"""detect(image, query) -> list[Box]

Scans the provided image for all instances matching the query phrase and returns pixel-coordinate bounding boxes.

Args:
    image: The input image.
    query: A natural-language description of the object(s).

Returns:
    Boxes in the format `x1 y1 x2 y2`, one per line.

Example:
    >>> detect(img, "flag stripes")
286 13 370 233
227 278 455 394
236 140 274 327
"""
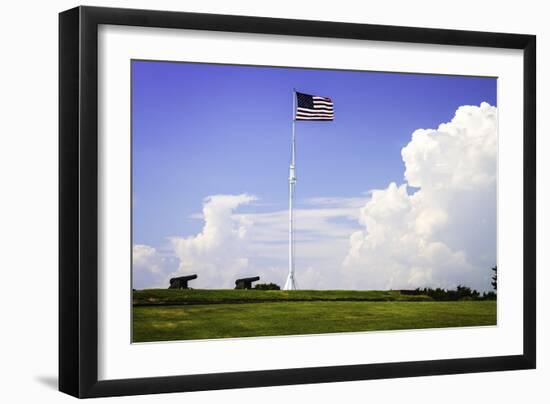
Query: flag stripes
295 91 334 121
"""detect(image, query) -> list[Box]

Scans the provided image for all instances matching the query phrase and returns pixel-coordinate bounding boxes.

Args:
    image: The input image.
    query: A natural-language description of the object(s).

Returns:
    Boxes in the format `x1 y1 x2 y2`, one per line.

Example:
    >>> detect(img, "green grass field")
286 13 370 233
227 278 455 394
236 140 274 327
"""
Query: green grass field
132 289 496 342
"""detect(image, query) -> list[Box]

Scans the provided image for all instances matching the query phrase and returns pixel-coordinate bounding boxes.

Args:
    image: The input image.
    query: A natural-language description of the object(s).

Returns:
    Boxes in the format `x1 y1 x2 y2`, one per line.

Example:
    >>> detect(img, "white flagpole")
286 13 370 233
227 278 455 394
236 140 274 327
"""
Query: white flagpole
284 90 297 290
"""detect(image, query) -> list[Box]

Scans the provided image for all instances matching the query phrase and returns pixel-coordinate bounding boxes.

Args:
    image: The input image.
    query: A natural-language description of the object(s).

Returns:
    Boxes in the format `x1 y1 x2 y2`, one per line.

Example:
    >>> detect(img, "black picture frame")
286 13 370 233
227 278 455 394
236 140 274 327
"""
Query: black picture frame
59 5 536 398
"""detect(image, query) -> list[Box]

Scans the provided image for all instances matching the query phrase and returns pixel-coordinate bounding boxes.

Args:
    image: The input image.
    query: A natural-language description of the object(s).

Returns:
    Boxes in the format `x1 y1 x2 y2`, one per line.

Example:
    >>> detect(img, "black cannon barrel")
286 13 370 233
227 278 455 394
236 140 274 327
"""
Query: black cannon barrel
235 276 260 283
170 274 198 282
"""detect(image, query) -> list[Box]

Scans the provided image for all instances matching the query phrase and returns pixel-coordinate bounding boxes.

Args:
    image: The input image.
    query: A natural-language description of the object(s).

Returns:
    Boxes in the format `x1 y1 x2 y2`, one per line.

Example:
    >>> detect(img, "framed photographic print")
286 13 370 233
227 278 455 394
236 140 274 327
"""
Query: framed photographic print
59 6 536 398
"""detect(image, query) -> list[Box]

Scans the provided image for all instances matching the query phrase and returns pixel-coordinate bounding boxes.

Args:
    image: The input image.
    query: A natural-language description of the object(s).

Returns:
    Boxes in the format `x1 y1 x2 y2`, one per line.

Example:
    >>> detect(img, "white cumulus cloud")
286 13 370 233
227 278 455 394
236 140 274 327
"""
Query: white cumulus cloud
170 194 257 288
132 244 176 289
156 194 364 290
343 102 497 291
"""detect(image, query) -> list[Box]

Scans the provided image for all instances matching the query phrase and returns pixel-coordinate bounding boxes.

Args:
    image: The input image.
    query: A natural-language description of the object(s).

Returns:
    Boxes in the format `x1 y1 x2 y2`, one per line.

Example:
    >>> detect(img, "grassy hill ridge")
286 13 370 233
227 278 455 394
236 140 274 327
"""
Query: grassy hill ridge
133 288 433 306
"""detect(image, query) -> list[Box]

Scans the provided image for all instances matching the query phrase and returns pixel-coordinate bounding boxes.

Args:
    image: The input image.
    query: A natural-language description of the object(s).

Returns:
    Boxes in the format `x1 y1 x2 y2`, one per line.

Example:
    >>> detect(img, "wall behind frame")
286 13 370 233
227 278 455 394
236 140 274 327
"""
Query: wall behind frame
0 0 545 403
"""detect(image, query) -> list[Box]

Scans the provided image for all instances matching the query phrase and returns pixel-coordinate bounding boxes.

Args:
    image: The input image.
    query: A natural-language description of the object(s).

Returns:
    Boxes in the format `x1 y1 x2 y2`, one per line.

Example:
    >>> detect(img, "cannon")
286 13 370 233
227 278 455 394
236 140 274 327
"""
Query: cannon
168 274 198 289
234 276 260 290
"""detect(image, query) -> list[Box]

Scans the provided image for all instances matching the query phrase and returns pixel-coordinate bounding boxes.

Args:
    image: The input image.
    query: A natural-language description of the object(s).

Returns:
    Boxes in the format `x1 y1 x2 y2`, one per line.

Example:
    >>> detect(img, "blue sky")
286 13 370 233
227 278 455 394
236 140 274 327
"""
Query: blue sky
132 60 497 290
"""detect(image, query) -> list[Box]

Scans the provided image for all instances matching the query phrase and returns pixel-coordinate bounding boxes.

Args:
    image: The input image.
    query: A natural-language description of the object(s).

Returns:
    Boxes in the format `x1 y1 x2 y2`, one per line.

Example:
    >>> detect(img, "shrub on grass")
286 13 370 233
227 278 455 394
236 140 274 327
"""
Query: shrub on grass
254 283 281 290
403 285 488 301
482 291 497 300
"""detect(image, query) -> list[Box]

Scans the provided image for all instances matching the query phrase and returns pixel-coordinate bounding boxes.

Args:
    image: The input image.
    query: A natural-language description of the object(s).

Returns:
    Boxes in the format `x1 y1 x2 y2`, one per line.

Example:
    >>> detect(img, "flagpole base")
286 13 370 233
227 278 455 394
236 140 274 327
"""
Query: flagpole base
283 274 297 291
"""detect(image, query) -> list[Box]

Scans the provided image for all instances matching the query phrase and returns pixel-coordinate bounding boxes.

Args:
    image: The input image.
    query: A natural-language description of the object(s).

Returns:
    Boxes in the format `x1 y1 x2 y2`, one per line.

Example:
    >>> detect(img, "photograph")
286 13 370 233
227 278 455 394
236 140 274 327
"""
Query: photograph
131 59 498 343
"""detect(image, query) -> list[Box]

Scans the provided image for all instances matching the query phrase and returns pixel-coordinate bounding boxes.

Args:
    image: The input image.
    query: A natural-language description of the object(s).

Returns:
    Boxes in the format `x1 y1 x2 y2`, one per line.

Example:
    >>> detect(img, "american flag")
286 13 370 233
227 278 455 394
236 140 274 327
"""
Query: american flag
295 91 334 121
